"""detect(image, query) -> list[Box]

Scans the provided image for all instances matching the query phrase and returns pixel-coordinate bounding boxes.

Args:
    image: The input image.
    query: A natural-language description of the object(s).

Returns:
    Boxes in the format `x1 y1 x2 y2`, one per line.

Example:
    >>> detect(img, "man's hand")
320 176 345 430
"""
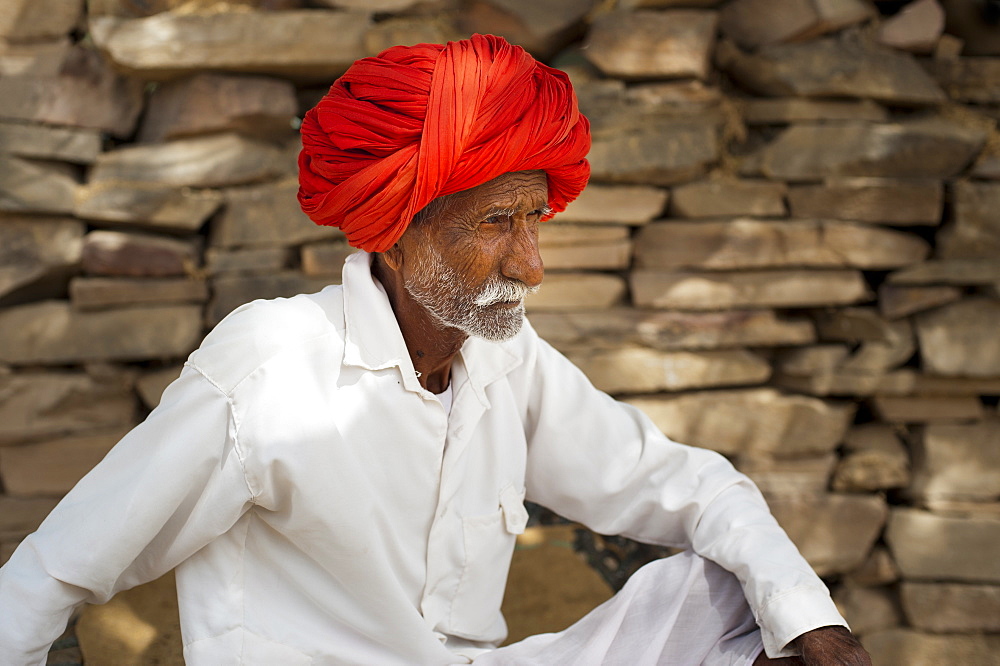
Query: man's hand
794 626 872 666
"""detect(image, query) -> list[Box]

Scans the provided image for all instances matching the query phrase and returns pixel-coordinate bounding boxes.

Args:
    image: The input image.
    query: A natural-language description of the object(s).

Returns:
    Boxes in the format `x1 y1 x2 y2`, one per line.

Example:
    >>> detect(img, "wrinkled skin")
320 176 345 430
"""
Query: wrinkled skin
754 626 872 666
372 170 548 393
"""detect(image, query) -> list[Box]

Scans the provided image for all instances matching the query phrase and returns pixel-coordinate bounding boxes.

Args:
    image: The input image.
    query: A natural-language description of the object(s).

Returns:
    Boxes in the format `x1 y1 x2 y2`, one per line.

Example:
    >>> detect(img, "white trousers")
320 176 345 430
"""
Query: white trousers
476 551 765 666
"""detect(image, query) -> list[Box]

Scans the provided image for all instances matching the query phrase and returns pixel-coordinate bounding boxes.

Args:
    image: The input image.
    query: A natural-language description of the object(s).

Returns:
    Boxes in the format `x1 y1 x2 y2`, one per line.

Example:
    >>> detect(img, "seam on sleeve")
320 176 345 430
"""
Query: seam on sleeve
184 361 259 503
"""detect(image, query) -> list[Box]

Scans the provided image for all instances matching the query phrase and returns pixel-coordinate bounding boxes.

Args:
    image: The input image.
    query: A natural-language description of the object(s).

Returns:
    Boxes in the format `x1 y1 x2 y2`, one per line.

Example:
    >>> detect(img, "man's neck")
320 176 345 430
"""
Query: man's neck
370 255 466 394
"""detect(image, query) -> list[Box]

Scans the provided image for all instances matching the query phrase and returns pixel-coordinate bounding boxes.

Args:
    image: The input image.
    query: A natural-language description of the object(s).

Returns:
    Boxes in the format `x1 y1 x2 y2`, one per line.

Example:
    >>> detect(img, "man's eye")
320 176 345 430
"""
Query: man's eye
482 215 506 225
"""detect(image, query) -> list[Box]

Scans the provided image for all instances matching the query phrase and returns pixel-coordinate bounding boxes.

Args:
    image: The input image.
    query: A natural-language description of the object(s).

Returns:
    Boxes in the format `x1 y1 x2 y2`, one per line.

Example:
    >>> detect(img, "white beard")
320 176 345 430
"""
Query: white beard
403 247 538 342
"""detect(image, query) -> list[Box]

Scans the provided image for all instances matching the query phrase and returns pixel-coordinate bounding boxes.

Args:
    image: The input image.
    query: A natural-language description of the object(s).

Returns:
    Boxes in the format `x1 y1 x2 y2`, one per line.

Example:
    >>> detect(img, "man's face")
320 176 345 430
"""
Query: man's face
395 170 549 342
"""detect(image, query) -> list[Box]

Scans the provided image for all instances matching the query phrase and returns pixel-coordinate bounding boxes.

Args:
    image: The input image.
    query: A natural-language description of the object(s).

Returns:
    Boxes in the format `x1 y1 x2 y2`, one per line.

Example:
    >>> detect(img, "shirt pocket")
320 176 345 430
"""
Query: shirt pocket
448 484 529 641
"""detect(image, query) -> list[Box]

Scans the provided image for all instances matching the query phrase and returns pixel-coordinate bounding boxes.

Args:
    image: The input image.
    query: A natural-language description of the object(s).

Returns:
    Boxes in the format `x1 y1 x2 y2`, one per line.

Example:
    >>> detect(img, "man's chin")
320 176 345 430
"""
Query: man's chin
465 307 525 342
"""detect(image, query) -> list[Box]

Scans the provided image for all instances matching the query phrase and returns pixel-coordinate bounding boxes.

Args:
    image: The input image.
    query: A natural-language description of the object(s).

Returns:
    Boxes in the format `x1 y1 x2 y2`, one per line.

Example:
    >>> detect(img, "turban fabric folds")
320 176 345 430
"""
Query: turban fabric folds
298 34 591 252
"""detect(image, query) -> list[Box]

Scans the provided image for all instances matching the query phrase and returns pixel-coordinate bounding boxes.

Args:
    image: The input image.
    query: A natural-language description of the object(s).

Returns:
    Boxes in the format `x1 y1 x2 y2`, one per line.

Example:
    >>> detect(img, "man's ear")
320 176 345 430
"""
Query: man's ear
381 243 404 272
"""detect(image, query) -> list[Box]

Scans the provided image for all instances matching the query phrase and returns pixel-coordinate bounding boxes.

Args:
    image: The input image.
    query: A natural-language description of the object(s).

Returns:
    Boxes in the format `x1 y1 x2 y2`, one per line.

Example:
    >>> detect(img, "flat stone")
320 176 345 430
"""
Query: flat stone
742 98 889 125
205 247 292 275
317 0 423 9
918 500 1000 518
924 57 1000 104
0 302 204 365
564 346 770 394
0 46 143 137
880 0 944 53
301 241 356 277
588 120 719 186
0 427 128 496
814 308 915 368
0 0 81 39
88 133 290 188
89 10 370 80
525 273 627 311
625 388 854 457
0 121 101 164
766 493 887 576
910 420 1000 503
0 216 83 303
939 181 1000 260
972 150 1000 180
878 285 963 319
70 277 208 310
786 178 943 225
865 630 1000 666
0 156 78 215
139 73 298 143
135 365 182 410
529 308 813 351
745 120 985 182
584 80 726 128
363 16 456 57
0 496 59 541
459 0 596 58
719 0 873 49
886 508 1000 582
0 371 136 445
774 371 886 397
900 582 1000 633
668 178 786 218
631 269 870 310
210 178 344 248
208 271 335 326
916 298 1000 377
81 230 200 278
584 10 718 80
634 220 928 270
0 37 69 77
888 260 1000 286
832 424 910 492
619 0 723 5
717 37 945 106
833 585 903 637
539 225 631 270
872 395 984 423
775 345 850 375
638 309 815 350
737 454 836 496
74 183 223 232
877 370 1000 396
844 545 900 587
557 184 667 225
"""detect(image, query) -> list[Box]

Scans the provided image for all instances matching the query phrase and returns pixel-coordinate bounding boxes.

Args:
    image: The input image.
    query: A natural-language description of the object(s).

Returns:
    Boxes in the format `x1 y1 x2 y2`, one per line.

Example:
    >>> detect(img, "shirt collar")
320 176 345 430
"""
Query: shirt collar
341 251 523 401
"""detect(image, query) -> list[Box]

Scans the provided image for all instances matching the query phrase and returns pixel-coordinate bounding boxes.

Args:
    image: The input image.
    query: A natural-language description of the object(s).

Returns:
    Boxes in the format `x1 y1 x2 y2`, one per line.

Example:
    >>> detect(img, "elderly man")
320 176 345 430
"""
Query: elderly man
0 35 870 665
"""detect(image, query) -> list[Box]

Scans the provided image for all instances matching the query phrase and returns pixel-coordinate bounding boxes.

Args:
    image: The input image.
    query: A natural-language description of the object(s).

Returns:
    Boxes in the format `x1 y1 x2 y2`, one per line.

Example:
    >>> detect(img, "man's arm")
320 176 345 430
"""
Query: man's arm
0 364 253 663
513 330 851 658
793 626 871 666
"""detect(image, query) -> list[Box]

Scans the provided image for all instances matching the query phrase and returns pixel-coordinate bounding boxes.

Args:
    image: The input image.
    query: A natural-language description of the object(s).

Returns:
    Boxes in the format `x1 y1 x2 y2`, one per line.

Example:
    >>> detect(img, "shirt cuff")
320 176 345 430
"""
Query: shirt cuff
756 584 849 658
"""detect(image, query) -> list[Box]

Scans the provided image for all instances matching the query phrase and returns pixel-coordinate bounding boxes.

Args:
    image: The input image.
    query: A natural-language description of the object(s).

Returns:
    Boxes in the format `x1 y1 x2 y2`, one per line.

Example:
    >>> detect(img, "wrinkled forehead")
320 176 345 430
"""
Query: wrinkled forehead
422 170 549 222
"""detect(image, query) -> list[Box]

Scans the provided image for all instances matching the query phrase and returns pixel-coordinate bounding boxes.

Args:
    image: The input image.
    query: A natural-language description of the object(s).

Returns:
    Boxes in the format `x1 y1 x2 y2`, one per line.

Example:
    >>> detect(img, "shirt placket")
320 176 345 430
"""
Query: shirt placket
419 377 489 635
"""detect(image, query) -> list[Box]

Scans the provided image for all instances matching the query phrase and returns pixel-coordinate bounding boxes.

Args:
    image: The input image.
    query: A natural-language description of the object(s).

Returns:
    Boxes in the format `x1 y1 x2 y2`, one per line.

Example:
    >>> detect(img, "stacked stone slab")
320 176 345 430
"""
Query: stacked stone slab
1 0 999 661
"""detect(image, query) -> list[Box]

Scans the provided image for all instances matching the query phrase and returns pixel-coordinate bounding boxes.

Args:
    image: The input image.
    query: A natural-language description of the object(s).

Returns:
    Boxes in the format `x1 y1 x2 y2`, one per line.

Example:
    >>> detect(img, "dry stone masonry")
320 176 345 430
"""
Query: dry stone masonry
1 0 999 662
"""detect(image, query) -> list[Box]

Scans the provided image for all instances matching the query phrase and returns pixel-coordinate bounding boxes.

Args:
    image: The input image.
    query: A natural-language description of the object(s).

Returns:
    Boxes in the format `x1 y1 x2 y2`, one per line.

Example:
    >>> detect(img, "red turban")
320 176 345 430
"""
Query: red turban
297 34 591 252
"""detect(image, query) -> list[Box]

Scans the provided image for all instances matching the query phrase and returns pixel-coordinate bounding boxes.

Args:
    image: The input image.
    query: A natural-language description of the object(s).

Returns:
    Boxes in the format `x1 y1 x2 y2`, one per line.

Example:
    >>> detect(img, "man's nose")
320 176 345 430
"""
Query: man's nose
501 223 544 289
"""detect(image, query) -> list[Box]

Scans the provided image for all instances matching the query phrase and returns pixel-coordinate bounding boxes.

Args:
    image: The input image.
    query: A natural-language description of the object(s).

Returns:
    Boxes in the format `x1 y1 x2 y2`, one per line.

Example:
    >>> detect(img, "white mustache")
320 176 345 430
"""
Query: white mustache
474 278 539 307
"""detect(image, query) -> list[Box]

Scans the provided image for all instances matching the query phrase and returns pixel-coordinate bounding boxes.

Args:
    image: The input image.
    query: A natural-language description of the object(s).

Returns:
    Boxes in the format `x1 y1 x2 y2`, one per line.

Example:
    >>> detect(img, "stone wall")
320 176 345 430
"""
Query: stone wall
2 0 1000 662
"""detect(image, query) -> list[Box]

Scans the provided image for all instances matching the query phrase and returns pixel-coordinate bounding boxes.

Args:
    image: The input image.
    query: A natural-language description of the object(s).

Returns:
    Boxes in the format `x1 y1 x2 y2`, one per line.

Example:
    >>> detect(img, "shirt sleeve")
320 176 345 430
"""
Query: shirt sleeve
519 335 847 658
0 363 254 665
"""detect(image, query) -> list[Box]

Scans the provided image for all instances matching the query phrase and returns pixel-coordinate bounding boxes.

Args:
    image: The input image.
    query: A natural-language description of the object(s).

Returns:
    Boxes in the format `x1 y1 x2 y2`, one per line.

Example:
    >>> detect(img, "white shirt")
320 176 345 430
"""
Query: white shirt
0 251 845 664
